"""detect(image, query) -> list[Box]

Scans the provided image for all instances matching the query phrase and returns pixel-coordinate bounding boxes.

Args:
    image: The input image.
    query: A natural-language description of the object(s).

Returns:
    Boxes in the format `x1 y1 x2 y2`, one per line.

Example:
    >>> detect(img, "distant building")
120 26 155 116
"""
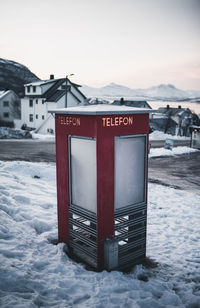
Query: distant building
112 99 152 109
84 97 109 105
19 75 86 134
151 105 200 136
150 112 168 132
0 90 20 127
190 125 200 149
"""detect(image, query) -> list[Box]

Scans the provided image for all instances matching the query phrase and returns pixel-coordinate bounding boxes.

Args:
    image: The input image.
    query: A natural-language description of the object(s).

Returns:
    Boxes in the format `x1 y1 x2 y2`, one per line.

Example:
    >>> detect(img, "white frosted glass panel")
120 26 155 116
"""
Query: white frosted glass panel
115 136 146 209
70 137 97 213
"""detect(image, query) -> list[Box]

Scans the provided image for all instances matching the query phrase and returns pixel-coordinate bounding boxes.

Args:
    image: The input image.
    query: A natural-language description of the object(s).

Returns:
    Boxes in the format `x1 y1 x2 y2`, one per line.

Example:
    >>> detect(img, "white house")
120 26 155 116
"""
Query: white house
0 90 20 126
19 75 86 134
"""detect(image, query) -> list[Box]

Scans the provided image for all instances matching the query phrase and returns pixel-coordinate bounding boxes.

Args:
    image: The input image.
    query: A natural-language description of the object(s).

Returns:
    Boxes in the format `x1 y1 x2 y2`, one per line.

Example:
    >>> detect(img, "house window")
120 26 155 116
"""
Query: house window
29 114 33 122
3 101 9 107
42 99 45 104
29 99 33 107
36 114 38 119
47 128 54 134
33 86 36 92
3 112 9 118
36 99 38 104
42 115 45 120
27 86 30 93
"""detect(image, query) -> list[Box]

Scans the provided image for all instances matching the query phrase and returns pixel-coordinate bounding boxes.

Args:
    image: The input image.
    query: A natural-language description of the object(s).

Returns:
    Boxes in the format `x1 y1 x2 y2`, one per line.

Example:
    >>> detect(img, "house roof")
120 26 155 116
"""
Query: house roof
24 77 86 101
25 78 83 90
42 79 65 100
158 106 192 116
24 78 65 87
0 90 11 100
47 89 66 102
0 91 6 99
112 100 152 109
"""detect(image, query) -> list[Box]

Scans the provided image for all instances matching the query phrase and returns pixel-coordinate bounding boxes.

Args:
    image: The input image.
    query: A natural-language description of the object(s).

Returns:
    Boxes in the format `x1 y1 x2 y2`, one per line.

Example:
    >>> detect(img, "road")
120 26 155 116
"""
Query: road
0 139 56 162
149 152 200 195
0 139 199 194
0 139 190 162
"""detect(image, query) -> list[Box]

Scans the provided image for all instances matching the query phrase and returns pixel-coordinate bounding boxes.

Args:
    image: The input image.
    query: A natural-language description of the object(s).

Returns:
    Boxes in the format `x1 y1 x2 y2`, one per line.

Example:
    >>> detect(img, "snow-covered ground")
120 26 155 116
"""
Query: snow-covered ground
0 127 55 140
31 132 55 141
0 127 31 139
149 130 190 141
149 146 199 158
0 161 200 307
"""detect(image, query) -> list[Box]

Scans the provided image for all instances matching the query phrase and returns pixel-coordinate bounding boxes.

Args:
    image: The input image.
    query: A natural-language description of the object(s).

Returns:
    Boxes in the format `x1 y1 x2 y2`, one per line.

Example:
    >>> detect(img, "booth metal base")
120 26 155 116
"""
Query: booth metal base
68 203 147 271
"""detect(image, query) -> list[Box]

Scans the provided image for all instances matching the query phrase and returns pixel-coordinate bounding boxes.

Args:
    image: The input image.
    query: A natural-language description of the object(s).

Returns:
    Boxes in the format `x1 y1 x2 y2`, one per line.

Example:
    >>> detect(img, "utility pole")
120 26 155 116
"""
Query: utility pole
65 74 74 108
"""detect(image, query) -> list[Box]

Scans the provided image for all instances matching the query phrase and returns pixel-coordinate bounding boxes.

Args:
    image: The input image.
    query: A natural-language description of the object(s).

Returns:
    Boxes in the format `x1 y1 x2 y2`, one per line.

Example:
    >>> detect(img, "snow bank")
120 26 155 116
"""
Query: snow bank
149 146 199 158
0 127 31 139
149 130 190 141
31 132 55 141
0 161 200 307
0 127 55 140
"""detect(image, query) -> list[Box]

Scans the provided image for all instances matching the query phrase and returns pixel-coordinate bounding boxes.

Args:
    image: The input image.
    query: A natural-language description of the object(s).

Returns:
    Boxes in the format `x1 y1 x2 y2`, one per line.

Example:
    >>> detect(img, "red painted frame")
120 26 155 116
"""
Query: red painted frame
55 113 149 269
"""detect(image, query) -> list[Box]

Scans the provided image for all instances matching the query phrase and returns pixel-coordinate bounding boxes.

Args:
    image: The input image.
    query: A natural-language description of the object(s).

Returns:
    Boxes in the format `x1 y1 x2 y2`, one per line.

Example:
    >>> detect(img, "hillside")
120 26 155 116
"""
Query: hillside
1 58 200 101
0 58 40 97
82 83 200 101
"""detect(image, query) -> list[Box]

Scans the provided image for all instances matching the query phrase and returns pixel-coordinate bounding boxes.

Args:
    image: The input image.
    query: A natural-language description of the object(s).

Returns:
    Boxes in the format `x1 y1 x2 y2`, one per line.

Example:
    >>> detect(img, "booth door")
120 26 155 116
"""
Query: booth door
69 136 97 213
114 135 147 210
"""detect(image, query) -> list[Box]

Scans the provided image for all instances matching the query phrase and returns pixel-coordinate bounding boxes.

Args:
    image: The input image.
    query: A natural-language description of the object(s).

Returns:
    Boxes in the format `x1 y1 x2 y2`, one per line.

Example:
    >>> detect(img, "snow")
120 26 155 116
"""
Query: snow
0 127 32 139
0 161 200 307
149 146 199 158
0 128 55 140
31 132 55 141
0 91 8 99
149 130 190 141
50 104 152 115
81 83 200 101
25 79 60 87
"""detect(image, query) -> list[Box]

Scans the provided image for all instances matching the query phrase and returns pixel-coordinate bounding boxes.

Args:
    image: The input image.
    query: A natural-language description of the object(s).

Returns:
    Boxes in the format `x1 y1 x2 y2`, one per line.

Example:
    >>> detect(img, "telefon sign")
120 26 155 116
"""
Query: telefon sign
102 116 133 127
58 116 81 126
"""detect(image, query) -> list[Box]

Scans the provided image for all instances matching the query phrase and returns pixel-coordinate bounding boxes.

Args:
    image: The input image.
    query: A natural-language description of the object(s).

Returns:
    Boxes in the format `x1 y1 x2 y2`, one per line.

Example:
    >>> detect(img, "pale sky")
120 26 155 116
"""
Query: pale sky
1 0 200 90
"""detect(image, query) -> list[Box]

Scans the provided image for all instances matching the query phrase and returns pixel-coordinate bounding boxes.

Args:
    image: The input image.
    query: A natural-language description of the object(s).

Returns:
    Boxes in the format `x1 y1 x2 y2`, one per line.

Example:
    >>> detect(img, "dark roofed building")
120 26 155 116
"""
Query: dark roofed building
150 105 200 136
0 90 20 127
112 99 152 109
19 76 86 134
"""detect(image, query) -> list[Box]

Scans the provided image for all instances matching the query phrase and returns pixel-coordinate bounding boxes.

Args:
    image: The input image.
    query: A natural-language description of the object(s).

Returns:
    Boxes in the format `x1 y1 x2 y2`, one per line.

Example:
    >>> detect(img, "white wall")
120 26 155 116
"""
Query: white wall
67 92 82 107
25 81 55 96
14 119 23 129
0 91 19 123
57 95 65 108
40 82 55 94
70 86 85 103
36 114 55 134
25 85 42 96
48 92 81 109
21 97 48 129
37 94 80 134
22 81 85 134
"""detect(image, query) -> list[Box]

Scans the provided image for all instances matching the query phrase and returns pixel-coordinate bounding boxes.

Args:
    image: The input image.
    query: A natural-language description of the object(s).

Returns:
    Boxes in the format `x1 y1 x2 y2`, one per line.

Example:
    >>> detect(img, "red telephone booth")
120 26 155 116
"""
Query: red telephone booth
51 105 151 271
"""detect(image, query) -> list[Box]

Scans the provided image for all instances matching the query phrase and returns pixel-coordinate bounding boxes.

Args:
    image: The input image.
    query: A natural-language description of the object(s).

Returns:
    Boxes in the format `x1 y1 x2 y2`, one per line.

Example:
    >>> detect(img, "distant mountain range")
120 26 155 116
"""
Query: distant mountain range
1 58 200 101
82 83 200 101
0 58 40 97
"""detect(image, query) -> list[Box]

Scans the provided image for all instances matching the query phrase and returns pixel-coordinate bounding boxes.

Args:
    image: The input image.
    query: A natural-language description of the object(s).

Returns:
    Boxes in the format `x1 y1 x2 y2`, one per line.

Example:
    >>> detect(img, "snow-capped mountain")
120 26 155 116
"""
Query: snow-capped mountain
81 83 200 101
